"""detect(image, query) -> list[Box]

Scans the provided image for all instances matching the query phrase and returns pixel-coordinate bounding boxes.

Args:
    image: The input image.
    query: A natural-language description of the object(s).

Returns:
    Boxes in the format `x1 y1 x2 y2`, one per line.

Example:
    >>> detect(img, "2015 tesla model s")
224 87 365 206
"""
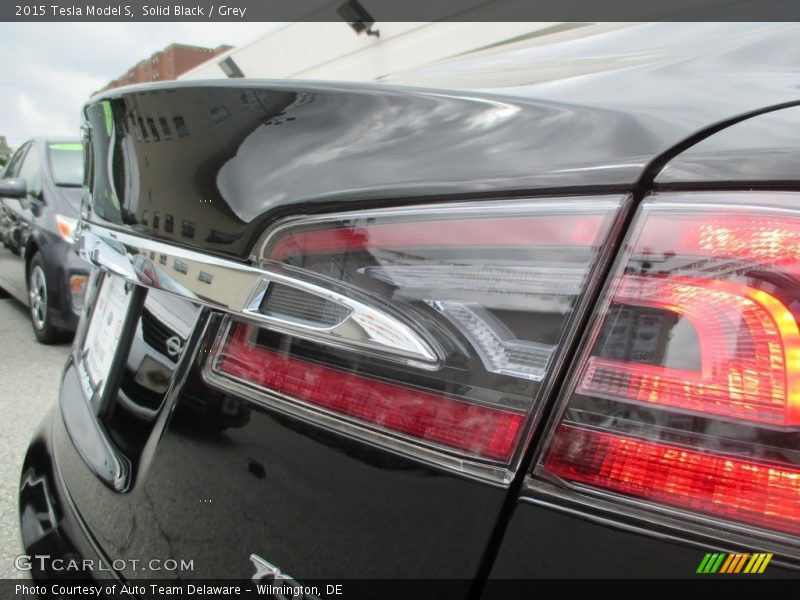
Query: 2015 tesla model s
0 138 90 342
18 22 800 590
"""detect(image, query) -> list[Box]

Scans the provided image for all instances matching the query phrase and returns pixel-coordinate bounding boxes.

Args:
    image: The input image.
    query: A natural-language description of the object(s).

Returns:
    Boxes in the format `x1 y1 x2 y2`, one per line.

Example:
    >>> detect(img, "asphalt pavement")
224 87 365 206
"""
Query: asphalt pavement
0 297 71 578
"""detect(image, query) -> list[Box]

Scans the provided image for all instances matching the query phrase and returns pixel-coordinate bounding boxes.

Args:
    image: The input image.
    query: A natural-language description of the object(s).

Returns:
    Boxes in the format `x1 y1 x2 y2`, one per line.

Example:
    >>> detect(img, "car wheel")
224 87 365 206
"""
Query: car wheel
28 253 64 344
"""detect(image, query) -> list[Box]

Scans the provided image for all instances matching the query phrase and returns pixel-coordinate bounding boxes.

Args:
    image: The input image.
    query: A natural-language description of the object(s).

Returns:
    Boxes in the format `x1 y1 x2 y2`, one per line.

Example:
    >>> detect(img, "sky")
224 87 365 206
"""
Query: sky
0 23 279 148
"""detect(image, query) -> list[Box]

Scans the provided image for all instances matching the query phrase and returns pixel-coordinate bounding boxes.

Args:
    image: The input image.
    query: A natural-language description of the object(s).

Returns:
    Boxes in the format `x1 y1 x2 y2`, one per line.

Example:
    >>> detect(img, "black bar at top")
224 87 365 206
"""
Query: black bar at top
4 0 800 22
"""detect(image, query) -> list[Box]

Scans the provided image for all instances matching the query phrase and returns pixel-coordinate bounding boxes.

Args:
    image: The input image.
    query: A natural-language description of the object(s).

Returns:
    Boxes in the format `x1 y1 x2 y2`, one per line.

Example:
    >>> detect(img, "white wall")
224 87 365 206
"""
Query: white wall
179 20 587 82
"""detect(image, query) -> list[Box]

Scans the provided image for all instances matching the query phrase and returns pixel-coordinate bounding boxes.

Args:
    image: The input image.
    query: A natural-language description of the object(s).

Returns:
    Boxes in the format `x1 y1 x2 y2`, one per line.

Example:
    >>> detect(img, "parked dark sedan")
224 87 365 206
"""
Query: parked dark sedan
17 22 800 592
0 138 90 342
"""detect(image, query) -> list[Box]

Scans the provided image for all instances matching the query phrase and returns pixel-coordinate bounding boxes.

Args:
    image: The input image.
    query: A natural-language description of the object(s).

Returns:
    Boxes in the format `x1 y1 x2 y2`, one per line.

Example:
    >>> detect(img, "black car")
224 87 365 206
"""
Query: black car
0 138 90 342
17 23 800 590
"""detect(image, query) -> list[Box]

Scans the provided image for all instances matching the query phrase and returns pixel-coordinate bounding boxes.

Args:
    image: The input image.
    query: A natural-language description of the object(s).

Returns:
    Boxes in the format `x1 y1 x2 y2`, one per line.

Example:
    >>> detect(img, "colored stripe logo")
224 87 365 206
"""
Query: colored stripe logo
696 552 772 574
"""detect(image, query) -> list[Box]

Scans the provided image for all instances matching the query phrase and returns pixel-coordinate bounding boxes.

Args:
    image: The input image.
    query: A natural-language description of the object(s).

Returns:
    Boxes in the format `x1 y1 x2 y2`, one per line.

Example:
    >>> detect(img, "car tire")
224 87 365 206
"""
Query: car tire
28 252 65 344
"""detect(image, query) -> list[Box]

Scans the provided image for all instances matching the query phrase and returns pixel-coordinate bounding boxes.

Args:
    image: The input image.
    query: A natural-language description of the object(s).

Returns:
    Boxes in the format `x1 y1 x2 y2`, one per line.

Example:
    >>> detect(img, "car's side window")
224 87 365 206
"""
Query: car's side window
17 144 42 197
4 144 30 178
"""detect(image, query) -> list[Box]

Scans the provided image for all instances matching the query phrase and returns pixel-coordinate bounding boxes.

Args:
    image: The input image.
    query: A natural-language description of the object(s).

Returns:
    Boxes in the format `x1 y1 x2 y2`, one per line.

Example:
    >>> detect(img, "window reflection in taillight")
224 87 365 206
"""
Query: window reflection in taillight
537 193 800 537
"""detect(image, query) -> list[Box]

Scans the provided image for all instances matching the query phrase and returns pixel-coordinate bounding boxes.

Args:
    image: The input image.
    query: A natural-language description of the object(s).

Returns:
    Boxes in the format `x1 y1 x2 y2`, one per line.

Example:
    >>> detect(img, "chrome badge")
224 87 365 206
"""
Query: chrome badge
165 335 184 358
250 554 320 600
249 554 291 583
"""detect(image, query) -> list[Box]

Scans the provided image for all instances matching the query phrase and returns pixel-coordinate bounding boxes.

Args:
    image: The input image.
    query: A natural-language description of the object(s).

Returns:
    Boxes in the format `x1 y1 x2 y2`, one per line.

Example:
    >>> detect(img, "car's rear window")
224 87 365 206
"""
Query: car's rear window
48 142 83 186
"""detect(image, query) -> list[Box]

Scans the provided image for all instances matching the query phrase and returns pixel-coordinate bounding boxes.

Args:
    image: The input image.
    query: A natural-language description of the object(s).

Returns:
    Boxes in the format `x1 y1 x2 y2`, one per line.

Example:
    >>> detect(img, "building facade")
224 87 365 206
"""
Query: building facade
102 43 232 91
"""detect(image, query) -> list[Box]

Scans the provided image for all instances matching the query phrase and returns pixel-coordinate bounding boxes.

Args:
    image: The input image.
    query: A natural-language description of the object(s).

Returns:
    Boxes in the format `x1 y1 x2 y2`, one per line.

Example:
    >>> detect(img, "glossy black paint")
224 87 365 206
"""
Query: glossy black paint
83 25 800 262
83 81 644 262
486 501 797 580
21 22 800 590
19 409 117 581
52 306 507 583
656 105 800 186
0 138 89 333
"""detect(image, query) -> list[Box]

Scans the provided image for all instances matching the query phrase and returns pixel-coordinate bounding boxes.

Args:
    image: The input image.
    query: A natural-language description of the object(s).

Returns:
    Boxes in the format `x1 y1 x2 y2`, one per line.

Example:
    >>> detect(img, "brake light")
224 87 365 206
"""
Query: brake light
219 322 523 460
210 197 624 470
537 193 800 537
544 425 800 535
579 275 800 425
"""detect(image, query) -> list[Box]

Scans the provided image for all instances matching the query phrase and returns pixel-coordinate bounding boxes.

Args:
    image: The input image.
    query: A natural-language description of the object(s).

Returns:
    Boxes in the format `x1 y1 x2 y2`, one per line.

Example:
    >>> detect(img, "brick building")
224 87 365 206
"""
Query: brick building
102 43 231 91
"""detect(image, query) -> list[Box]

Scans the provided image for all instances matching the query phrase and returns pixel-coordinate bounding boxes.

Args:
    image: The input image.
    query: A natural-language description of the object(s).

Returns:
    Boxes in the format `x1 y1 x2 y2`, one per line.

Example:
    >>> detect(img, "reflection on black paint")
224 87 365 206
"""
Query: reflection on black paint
101 288 202 469
181 219 196 238
146 118 160 142
211 105 230 123
159 117 172 140
247 458 266 479
173 259 188 275
173 116 189 138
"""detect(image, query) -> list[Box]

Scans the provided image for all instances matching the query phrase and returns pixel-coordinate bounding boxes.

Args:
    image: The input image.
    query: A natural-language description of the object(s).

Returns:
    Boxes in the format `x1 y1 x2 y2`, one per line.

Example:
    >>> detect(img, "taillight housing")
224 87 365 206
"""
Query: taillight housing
207 197 624 479
536 193 800 544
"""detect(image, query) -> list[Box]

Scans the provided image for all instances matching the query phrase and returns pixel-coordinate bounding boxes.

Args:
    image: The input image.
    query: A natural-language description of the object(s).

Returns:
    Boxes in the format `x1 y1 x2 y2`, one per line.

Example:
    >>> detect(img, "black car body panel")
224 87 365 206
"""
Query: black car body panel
20 22 800 588
485 502 798 580
56 342 507 580
84 81 645 261
656 105 800 186
50 284 514 582
82 24 800 261
19 409 118 581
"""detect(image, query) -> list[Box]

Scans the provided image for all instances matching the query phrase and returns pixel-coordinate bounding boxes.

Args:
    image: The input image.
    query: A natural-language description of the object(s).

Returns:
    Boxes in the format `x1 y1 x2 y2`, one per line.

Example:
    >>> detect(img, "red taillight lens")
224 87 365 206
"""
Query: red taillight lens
579 275 800 425
219 322 523 460
543 425 800 535
209 198 624 470
268 215 607 260
538 193 800 537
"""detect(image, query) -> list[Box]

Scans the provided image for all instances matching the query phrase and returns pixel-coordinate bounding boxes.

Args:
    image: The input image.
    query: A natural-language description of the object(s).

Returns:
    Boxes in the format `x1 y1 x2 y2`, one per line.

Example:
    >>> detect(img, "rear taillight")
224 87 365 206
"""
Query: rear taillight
220 322 523 461
545 424 800 534
208 197 624 474
537 193 800 538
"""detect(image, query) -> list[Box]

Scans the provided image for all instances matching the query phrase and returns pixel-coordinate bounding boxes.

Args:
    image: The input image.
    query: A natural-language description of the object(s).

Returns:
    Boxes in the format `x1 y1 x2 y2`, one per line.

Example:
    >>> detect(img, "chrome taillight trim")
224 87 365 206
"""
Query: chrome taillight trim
241 272 440 368
75 222 440 368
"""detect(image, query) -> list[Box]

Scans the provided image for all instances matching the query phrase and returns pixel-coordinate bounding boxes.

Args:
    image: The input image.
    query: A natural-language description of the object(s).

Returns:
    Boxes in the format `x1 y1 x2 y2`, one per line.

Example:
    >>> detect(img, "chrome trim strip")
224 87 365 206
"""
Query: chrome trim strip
75 222 440 368
241 274 439 367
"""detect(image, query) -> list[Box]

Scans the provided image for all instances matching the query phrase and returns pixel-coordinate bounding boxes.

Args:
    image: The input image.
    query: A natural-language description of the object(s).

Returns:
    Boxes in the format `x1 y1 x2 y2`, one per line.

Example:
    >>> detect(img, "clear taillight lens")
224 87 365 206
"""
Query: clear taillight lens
208 197 624 473
537 193 800 536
